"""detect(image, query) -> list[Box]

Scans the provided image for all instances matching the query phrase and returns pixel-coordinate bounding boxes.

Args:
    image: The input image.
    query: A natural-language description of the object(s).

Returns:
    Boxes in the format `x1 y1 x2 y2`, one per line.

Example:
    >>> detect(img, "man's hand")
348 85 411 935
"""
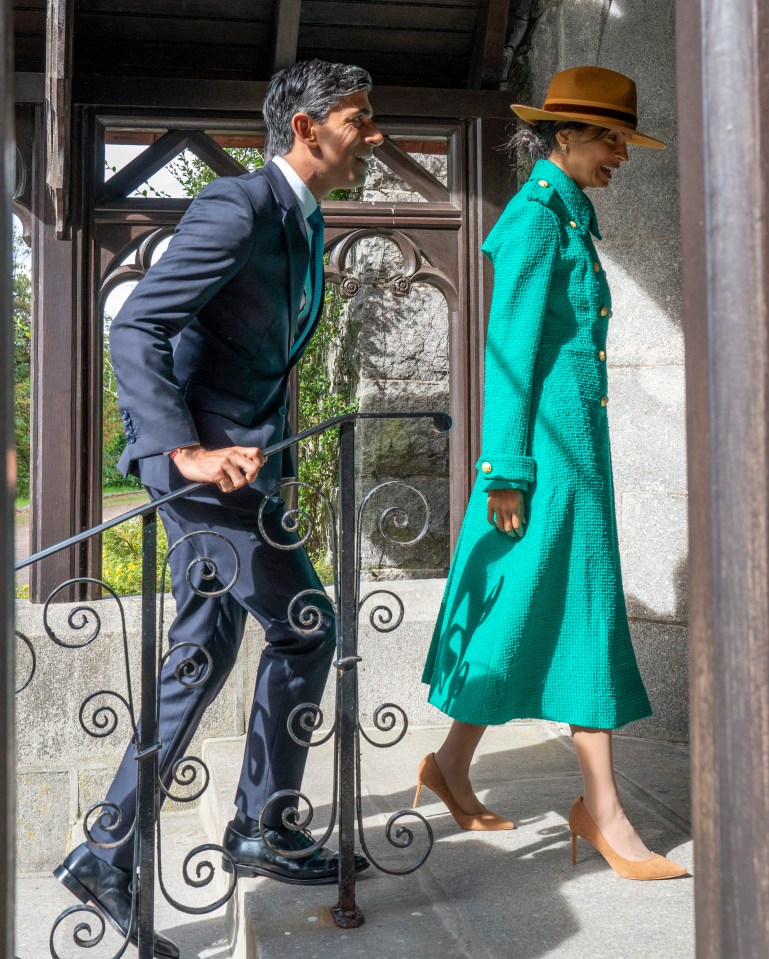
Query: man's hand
487 488 526 538
172 445 266 493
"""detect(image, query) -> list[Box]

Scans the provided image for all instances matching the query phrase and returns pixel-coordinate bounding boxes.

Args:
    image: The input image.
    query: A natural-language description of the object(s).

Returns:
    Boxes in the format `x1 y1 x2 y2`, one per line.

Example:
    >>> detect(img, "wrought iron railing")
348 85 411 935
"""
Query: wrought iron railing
14 410 451 957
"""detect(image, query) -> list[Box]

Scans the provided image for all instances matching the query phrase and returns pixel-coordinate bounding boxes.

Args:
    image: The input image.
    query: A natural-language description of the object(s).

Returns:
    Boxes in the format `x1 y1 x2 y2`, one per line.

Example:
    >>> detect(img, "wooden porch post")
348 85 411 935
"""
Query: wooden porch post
677 0 769 954
1 0 18 954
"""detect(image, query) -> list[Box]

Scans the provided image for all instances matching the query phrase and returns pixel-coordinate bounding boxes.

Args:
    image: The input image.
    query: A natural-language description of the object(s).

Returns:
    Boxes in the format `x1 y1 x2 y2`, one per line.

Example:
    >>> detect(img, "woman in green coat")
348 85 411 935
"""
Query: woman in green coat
418 67 686 880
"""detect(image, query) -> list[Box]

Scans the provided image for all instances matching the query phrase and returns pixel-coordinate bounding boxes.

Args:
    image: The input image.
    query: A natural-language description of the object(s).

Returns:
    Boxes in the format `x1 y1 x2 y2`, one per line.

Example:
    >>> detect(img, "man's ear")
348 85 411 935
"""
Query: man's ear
291 112 318 148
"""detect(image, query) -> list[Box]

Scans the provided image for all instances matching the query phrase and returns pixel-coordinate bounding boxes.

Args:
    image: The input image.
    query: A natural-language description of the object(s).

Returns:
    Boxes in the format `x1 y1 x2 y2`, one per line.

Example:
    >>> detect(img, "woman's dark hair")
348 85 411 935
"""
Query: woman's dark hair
507 120 608 163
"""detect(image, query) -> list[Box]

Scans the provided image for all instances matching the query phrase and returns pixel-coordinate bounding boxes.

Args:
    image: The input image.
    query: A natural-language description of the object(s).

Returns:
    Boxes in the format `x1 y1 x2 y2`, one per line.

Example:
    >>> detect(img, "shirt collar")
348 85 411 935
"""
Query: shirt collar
271 156 318 223
531 158 601 239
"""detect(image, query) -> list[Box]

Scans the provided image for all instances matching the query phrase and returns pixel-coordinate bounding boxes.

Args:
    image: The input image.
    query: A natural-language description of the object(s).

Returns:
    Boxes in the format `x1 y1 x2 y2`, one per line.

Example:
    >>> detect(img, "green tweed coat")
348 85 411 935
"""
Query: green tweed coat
422 158 652 729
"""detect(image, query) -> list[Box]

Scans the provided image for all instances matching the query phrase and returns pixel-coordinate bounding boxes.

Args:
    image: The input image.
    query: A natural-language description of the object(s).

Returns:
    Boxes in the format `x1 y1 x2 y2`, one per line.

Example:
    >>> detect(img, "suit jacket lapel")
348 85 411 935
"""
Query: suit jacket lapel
262 162 310 342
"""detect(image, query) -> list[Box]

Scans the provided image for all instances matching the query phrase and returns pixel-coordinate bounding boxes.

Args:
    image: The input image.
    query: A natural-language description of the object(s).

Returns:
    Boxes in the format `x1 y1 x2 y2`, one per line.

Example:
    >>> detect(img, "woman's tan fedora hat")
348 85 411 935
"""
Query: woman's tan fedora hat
511 66 665 150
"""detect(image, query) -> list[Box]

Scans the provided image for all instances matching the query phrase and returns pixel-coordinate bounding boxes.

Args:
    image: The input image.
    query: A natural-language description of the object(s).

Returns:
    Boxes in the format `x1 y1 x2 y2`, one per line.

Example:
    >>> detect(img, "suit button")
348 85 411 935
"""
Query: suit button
600 306 609 317
598 350 606 361
569 220 577 229
593 262 601 273
537 179 549 188
278 405 287 416
600 396 609 407
481 462 493 474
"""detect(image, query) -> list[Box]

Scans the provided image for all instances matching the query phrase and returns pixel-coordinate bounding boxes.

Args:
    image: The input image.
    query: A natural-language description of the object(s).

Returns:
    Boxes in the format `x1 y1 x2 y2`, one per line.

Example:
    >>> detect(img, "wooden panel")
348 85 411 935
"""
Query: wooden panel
677 0 769 955
76 13 272 47
75 41 271 78
1 1 18 956
11 36 45 72
299 26 473 56
76 0 273 19
302 0 476 30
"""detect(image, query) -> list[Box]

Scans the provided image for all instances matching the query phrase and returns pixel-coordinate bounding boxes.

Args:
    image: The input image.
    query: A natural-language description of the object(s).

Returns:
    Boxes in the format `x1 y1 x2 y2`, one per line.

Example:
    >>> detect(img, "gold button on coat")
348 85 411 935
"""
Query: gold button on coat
600 306 608 317
538 179 549 188
600 396 609 407
569 220 577 228
598 350 606 361
593 262 601 273
481 461 493 474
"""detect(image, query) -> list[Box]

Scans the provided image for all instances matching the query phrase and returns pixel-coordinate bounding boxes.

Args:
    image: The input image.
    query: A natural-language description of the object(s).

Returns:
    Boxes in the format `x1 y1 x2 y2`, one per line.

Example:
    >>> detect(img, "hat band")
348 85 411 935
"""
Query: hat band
543 101 638 127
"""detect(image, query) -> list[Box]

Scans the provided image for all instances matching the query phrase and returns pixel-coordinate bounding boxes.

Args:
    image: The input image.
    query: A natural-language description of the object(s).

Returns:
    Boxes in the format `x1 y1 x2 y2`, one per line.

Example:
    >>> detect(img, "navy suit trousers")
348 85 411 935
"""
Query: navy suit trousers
89 491 336 870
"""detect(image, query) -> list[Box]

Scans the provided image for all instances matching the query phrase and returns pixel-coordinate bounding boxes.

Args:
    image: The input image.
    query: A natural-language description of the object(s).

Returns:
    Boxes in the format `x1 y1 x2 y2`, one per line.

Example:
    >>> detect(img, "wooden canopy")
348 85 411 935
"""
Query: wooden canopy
14 0 512 89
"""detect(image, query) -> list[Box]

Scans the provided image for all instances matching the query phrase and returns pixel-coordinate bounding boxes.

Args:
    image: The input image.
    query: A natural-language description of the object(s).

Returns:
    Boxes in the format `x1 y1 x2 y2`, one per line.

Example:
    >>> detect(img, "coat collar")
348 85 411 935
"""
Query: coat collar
530 159 602 239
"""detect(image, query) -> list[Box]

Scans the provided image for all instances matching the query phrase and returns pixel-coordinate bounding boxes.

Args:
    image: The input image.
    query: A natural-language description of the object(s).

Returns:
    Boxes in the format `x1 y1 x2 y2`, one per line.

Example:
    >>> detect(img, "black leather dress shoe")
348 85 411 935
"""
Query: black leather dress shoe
54 844 179 959
222 819 370 885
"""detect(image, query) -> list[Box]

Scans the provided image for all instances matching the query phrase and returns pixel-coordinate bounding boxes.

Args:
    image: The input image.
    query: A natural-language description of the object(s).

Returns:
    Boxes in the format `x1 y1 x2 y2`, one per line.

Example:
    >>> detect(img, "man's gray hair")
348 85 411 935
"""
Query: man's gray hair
264 59 373 157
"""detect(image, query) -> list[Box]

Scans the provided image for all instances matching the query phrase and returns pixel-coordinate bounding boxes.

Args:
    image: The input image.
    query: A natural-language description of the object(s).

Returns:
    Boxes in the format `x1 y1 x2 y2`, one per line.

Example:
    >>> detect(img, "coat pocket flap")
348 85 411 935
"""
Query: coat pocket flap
184 380 256 427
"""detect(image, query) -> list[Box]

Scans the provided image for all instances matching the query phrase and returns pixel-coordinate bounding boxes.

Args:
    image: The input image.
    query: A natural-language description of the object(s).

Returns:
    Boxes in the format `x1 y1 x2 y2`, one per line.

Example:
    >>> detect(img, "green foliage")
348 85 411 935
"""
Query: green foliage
100 516 170 595
102 338 142 490
167 148 264 197
296 287 358 581
13 228 32 498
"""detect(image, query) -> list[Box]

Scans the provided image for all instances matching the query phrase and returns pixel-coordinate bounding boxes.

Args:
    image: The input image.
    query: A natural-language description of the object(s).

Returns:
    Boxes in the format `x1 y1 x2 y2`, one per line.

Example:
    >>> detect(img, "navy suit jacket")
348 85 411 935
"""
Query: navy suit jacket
109 161 324 508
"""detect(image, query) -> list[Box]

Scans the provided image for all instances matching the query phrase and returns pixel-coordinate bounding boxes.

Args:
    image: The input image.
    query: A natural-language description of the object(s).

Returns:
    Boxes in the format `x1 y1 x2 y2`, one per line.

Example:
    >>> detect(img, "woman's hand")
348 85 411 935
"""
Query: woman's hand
487 488 526 538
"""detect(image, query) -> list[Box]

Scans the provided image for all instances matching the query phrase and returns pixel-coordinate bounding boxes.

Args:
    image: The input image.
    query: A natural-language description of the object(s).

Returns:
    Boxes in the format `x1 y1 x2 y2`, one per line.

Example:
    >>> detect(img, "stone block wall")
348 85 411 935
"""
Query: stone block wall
507 0 687 740
331 154 452 578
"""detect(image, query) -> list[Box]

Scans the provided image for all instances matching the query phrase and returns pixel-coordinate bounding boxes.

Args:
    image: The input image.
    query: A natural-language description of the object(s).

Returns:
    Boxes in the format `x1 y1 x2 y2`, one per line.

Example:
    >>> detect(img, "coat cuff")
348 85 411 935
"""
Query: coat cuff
475 454 536 492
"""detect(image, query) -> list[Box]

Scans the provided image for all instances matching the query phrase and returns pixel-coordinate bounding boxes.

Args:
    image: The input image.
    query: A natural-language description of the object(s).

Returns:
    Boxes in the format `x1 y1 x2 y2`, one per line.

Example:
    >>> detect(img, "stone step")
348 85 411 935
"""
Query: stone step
16 810 229 959
195 722 694 959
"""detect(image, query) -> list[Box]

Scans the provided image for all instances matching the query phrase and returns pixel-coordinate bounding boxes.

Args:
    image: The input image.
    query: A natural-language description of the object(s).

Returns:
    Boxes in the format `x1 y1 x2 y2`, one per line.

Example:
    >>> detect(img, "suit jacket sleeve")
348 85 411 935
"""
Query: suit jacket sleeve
475 197 559 493
109 176 256 466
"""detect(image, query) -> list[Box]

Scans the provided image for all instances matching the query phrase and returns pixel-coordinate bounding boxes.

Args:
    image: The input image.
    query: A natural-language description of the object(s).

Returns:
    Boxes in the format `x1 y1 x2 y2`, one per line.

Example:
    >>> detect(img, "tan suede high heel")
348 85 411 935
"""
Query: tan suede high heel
413 753 515 831
568 797 687 880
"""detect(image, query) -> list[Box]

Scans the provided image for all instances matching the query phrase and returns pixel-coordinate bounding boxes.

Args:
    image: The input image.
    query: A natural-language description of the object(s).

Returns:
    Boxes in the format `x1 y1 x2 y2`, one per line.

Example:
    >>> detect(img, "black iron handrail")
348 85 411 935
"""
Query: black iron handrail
14 411 451 572
15 410 451 957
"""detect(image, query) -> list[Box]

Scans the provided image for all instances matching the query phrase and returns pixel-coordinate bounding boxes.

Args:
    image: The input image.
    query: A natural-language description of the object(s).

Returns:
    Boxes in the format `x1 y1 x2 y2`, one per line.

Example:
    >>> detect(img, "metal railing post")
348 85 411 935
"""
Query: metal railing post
331 420 364 927
136 511 159 958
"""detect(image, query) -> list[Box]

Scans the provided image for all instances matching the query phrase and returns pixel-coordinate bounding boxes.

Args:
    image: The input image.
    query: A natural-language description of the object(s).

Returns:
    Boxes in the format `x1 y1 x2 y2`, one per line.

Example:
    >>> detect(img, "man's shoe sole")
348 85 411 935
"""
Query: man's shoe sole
221 856 370 885
53 863 179 959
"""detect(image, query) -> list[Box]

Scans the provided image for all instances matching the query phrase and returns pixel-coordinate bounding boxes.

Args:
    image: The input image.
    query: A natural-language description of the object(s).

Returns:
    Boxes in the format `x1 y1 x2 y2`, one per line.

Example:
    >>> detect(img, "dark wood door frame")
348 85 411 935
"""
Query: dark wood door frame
2 0 18 954
677 0 769 954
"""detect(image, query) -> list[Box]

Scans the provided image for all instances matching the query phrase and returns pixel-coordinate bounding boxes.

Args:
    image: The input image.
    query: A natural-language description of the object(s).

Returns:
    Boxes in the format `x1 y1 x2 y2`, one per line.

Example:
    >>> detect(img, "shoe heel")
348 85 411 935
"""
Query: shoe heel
571 832 577 865
413 782 423 807
54 864 87 902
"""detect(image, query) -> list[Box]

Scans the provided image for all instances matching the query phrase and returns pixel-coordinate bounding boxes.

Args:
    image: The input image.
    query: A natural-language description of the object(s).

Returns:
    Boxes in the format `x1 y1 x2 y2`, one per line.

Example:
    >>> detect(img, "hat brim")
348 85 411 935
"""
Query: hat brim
511 104 666 150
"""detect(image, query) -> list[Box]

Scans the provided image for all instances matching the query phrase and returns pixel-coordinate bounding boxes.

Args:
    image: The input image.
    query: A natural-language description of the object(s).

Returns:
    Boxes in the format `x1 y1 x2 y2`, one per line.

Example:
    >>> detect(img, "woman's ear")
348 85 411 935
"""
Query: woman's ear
556 131 569 153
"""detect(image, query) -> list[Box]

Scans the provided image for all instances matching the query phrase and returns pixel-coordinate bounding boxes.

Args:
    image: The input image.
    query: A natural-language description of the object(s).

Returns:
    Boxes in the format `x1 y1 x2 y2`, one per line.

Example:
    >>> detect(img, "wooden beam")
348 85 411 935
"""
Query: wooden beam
677 0 769 955
73 77 515 118
100 128 190 200
272 0 302 72
45 0 73 238
1 1 17 955
373 136 451 203
469 0 510 90
185 130 250 177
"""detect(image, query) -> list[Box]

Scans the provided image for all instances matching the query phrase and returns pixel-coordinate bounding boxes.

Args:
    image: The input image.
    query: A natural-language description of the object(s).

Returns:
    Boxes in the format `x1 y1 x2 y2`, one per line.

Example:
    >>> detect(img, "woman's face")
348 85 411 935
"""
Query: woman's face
553 127 631 190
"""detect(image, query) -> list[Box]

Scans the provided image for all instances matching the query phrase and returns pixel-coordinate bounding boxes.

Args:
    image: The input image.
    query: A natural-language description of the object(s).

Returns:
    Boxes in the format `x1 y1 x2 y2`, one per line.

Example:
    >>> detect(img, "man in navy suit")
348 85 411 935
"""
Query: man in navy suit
54 60 383 957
